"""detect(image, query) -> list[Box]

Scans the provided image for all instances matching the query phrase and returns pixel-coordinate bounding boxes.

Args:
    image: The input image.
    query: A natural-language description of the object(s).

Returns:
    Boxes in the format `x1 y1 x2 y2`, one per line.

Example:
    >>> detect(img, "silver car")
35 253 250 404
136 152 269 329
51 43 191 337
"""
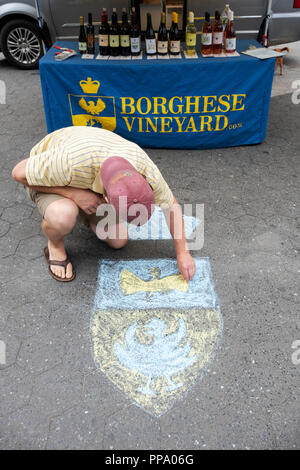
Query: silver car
0 0 299 69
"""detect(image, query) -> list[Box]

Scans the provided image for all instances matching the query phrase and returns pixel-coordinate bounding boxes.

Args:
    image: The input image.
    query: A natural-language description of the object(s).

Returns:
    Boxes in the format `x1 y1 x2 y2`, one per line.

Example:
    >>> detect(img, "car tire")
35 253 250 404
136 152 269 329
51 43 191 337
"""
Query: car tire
0 19 44 69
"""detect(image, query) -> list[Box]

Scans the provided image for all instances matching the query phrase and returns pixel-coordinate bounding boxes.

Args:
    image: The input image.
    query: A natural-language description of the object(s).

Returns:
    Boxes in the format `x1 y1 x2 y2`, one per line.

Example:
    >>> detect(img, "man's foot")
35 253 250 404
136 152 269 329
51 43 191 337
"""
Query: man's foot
47 241 74 280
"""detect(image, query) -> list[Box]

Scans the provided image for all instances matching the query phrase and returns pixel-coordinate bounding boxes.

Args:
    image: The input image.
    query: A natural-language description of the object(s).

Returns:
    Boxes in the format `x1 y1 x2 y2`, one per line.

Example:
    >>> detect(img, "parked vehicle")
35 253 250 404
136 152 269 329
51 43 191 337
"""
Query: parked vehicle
0 0 299 69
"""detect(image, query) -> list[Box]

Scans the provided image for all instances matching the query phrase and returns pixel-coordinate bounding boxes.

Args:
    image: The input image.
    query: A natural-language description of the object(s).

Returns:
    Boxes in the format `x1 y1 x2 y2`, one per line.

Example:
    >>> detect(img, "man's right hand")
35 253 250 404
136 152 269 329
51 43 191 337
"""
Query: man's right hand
70 188 105 215
12 160 104 214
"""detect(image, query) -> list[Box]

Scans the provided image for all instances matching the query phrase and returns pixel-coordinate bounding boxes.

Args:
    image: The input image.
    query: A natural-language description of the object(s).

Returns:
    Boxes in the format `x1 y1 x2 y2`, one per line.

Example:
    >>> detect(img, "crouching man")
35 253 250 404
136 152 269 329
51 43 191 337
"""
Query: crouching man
12 126 196 283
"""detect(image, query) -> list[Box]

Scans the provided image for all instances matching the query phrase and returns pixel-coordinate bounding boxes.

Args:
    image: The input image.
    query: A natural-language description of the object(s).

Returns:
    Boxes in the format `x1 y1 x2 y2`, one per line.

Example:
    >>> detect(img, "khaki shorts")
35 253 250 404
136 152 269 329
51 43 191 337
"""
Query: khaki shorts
25 187 105 227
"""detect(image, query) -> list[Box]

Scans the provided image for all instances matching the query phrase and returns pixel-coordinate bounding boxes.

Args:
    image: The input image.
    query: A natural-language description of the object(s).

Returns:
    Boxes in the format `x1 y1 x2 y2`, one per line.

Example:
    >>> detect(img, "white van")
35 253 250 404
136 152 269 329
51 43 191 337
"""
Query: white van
0 0 299 68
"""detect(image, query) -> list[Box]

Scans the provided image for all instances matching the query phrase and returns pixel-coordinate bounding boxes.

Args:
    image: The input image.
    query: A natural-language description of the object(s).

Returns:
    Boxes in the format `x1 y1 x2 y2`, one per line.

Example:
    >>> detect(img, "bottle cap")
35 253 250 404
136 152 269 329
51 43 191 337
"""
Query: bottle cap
113 8 116 12
172 11 178 23
122 8 126 12
103 8 107 12
215 10 220 20
205 12 210 22
132 7 135 13
188 11 194 22
228 10 234 21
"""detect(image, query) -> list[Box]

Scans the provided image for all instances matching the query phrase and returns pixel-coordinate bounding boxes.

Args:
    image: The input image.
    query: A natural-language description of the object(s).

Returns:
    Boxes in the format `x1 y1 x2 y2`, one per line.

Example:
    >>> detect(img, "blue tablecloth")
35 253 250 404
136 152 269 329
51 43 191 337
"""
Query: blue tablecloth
39 40 275 149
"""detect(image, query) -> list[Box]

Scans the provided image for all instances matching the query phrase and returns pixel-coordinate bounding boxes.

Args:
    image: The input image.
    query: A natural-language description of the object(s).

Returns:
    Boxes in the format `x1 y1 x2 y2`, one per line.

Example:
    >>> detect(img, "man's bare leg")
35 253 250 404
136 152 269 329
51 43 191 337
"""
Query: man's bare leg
42 199 79 279
90 222 128 249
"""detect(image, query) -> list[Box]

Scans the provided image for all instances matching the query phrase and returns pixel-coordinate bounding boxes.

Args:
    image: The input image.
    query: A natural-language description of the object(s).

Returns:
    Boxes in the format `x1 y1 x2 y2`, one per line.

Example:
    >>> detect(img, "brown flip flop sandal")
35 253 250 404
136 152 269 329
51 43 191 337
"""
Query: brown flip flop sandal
43 247 76 282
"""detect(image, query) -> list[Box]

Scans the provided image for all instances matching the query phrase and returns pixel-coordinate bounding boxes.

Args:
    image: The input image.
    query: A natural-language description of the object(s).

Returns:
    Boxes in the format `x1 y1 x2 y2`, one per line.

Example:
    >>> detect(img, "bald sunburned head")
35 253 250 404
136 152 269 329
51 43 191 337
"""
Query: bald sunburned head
100 156 155 225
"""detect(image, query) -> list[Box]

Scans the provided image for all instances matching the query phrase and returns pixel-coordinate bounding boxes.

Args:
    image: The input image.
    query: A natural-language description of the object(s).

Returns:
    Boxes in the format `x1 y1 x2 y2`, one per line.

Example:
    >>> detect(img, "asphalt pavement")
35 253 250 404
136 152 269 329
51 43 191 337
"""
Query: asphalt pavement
0 45 299 450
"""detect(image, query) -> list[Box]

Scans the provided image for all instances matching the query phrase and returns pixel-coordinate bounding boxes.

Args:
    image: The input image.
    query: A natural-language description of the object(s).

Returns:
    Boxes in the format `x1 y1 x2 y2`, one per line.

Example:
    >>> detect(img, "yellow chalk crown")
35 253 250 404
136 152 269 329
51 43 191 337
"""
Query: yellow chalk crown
80 77 100 94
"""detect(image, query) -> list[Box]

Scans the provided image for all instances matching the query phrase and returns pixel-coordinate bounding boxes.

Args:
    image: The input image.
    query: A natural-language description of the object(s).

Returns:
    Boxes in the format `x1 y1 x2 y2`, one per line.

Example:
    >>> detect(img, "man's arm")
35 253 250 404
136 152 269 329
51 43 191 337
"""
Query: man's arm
12 158 104 215
163 198 196 282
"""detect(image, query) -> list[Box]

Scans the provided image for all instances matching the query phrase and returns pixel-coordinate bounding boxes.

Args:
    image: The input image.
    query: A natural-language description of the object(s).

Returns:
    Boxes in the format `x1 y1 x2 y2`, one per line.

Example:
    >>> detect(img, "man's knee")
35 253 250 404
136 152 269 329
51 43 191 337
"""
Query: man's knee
106 222 128 249
44 199 79 231
107 236 128 250
94 221 128 249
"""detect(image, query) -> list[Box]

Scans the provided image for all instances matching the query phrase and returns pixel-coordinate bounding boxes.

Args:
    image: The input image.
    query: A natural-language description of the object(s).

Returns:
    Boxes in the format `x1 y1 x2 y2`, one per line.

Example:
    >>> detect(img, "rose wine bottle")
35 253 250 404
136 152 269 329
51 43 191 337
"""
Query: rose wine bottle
212 11 223 54
201 12 212 56
221 4 230 31
224 10 236 53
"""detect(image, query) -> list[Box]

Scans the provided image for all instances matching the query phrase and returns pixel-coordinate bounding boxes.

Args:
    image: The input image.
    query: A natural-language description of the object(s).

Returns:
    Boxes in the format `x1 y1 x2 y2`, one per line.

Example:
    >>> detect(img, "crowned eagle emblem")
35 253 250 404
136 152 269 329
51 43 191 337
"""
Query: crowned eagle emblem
78 97 106 115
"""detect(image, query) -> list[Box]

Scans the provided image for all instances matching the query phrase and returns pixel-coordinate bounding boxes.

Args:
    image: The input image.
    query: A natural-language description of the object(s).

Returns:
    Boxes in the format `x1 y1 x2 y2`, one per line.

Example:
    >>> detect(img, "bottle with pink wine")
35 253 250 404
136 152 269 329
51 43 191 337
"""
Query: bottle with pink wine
224 10 236 53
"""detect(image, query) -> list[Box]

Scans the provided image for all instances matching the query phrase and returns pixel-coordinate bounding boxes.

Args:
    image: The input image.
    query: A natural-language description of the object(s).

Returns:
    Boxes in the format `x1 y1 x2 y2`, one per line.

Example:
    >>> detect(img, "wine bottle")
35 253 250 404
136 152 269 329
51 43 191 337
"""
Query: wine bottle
120 8 131 56
201 12 212 56
78 16 87 54
130 7 141 56
185 11 197 56
221 4 231 31
86 12 95 55
157 11 168 56
212 11 223 54
224 10 236 53
145 12 156 56
99 8 109 56
169 11 180 55
110 8 120 56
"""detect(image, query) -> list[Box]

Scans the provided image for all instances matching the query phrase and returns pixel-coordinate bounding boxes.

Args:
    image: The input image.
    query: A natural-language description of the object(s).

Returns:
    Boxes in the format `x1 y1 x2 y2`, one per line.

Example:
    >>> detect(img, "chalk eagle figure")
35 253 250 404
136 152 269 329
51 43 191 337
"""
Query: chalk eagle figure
114 318 197 395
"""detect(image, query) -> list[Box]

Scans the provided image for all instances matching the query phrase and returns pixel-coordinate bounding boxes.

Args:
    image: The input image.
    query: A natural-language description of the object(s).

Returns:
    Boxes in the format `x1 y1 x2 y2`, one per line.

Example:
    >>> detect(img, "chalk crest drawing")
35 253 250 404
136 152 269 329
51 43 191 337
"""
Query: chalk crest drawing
128 206 201 240
91 258 222 416
114 317 197 395
120 268 188 297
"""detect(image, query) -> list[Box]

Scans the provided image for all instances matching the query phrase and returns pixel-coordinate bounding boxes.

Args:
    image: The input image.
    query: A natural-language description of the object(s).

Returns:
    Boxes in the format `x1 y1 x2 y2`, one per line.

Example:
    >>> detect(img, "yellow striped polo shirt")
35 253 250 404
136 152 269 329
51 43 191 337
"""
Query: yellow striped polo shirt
26 126 174 208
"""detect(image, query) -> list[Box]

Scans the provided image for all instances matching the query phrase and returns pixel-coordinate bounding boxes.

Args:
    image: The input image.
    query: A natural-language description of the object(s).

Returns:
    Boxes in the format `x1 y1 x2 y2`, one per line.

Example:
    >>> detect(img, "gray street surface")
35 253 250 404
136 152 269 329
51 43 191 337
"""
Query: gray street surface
0 45 299 450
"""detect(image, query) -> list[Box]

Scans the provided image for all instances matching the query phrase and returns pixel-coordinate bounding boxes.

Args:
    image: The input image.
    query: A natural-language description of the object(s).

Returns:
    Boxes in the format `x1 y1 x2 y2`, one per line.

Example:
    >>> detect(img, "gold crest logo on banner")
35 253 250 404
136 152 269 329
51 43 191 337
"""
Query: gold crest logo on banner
68 77 116 131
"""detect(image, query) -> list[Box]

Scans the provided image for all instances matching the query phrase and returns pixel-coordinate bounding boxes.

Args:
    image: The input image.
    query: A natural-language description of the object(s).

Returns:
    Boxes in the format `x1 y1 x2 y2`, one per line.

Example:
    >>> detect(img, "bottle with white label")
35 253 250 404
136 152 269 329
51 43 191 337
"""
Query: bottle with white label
212 10 223 54
157 11 168 56
185 11 197 56
78 16 87 54
221 4 230 31
169 11 181 55
201 12 212 56
224 10 236 53
145 13 156 56
120 8 130 56
130 7 141 56
99 8 109 55
109 8 119 56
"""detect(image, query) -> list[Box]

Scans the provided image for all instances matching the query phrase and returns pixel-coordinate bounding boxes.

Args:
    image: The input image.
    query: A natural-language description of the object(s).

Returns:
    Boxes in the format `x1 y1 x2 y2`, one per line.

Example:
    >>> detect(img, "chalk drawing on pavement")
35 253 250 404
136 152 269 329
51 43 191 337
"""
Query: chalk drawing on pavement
120 268 188 297
114 317 197 395
128 206 200 240
91 258 222 416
